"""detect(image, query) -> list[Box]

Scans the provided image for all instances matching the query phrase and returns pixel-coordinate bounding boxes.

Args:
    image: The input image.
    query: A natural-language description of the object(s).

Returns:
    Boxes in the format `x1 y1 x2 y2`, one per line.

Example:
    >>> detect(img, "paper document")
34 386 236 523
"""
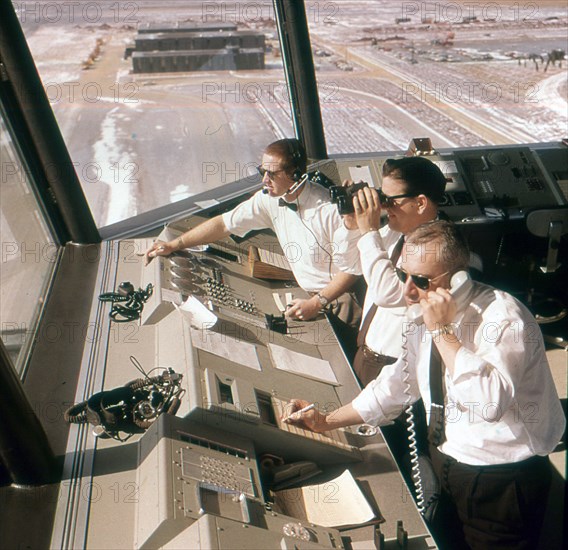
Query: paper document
349 165 375 186
268 344 338 385
175 296 218 329
275 469 376 528
161 288 182 305
190 326 262 371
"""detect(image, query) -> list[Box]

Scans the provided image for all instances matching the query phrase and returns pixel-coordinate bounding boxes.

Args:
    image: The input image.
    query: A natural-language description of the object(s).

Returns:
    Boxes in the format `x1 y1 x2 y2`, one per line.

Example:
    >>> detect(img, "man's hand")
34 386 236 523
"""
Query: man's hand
144 240 176 266
342 211 358 230
282 399 328 432
420 288 457 331
284 297 322 321
353 186 381 234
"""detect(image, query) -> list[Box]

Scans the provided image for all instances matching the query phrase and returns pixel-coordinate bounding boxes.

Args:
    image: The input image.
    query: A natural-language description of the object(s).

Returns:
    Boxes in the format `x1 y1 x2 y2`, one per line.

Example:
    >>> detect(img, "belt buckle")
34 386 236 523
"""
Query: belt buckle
363 345 381 360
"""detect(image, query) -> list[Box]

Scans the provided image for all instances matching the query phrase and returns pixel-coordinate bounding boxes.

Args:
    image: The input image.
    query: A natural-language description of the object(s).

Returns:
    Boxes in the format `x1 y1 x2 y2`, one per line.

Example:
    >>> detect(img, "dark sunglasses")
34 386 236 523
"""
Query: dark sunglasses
378 189 417 207
395 267 449 290
257 165 285 179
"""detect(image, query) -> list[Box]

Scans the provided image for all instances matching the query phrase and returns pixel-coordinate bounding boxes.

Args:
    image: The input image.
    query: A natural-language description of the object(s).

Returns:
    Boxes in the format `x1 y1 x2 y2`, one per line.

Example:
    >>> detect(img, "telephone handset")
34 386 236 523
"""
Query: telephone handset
407 270 472 324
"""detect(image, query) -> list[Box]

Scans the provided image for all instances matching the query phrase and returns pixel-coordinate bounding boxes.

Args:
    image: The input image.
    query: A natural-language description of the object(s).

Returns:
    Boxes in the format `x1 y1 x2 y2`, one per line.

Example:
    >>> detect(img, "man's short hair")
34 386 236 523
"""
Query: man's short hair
382 157 446 204
405 220 470 274
265 138 307 176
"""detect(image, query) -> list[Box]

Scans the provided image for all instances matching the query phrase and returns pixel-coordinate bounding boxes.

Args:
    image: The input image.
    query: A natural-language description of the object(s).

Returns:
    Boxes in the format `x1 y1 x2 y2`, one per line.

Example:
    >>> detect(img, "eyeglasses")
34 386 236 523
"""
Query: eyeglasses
257 165 285 179
395 267 449 290
378 189 417 208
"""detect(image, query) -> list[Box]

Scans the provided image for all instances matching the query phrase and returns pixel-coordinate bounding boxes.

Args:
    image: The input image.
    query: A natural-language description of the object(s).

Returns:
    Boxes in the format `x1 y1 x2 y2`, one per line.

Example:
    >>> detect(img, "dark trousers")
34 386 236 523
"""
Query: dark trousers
428 446 553 550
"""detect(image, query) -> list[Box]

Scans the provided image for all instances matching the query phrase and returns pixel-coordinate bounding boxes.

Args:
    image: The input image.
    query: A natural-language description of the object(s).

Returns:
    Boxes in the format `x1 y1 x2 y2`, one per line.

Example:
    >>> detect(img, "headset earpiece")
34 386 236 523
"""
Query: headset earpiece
286 139 305 182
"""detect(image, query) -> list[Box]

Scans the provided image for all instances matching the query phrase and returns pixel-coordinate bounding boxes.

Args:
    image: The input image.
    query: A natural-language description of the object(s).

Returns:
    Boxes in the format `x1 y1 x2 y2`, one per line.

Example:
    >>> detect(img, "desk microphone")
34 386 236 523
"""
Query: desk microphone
261 186 269 194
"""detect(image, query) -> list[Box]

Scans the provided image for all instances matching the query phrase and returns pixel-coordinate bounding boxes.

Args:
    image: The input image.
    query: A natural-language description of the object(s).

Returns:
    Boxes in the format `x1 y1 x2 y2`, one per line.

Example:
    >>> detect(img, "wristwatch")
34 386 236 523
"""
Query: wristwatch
430 324 456 338
316 292 330 309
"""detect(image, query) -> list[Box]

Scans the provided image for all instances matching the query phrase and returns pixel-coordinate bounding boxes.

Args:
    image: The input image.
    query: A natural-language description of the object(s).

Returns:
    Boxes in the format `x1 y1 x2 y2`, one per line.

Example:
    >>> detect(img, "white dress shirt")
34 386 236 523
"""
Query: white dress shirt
353 282 566 466
357 227 406 358
222 181 361 292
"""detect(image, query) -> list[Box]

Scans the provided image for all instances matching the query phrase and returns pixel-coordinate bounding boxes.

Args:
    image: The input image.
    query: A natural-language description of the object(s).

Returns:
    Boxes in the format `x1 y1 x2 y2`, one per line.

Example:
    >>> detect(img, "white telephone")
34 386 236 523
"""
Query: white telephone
407 270 472 324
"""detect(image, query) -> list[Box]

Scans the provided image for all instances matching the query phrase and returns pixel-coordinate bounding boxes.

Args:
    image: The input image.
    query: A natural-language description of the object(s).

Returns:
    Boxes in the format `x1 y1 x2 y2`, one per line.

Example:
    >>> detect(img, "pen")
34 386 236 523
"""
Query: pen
283 403 315 422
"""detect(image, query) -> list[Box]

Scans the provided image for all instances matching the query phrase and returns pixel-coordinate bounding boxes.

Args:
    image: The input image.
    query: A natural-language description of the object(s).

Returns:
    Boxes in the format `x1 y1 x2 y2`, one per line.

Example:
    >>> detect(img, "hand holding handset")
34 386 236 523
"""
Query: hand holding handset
408 270 472 324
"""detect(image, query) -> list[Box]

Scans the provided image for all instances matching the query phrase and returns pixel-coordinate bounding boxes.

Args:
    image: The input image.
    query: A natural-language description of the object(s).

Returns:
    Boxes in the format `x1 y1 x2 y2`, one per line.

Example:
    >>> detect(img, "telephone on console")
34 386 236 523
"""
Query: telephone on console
408 271 472 324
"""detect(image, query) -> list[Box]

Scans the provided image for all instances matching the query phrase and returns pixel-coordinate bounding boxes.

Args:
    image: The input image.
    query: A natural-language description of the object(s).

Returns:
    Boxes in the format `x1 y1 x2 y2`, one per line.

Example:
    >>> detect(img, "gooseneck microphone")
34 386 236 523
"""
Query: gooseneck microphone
261 173 307 196
285 173 308 196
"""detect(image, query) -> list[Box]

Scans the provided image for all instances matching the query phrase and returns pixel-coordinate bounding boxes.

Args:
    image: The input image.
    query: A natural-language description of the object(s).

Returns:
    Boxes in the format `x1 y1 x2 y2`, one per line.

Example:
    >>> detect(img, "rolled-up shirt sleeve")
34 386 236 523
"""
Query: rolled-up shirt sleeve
315 206 362 275
222 191 272 237
358 230 405 307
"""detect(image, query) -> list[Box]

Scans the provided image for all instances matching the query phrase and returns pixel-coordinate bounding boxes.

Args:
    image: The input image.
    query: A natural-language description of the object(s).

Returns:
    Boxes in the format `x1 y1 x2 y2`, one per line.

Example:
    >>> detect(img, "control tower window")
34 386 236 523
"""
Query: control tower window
305 3 567 154
17 2 293 228
0 114 56 375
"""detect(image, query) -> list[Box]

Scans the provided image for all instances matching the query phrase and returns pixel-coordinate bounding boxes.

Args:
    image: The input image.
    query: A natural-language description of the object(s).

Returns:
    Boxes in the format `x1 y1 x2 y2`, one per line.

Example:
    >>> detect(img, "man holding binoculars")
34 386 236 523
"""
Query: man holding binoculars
344 156 448 385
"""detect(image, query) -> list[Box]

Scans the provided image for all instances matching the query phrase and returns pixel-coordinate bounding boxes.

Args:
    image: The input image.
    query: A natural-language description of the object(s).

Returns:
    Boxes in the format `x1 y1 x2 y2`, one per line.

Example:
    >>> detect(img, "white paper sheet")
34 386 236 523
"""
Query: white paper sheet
268 343 338 385
190 326 262 371
301 469 375 528
175 296 218 329
275 469 376 528
194 199 220 209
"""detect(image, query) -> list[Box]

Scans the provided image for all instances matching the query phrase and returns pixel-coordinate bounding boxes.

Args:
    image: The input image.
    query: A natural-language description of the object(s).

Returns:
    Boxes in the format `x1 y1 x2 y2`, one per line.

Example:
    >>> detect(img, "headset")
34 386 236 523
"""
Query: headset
287 138 305 183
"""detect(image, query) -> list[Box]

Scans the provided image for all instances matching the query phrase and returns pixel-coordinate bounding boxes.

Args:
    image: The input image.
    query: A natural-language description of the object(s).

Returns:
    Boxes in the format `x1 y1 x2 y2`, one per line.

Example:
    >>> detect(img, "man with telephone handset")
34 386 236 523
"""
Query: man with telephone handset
145 138 363 331
284 220 565 550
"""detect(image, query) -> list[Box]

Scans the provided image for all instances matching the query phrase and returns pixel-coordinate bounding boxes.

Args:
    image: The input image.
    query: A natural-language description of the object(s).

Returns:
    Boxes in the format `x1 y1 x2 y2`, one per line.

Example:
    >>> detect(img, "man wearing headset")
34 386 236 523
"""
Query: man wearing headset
285 220 565 550
145 138 362 331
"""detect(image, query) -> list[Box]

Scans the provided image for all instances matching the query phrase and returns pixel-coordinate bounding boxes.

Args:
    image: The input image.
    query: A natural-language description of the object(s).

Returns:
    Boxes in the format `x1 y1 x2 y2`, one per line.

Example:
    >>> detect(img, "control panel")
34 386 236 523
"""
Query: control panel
137 220 368 467
123 213 431 547
141 230 296 327
136 416 347 549
453 146 566 218
317 145 566 224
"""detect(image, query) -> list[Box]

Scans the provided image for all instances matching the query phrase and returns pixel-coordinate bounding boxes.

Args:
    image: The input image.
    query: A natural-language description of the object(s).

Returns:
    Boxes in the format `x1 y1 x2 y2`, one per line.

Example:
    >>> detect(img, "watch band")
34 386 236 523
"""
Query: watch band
316 292 329 309
430 324 456 338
